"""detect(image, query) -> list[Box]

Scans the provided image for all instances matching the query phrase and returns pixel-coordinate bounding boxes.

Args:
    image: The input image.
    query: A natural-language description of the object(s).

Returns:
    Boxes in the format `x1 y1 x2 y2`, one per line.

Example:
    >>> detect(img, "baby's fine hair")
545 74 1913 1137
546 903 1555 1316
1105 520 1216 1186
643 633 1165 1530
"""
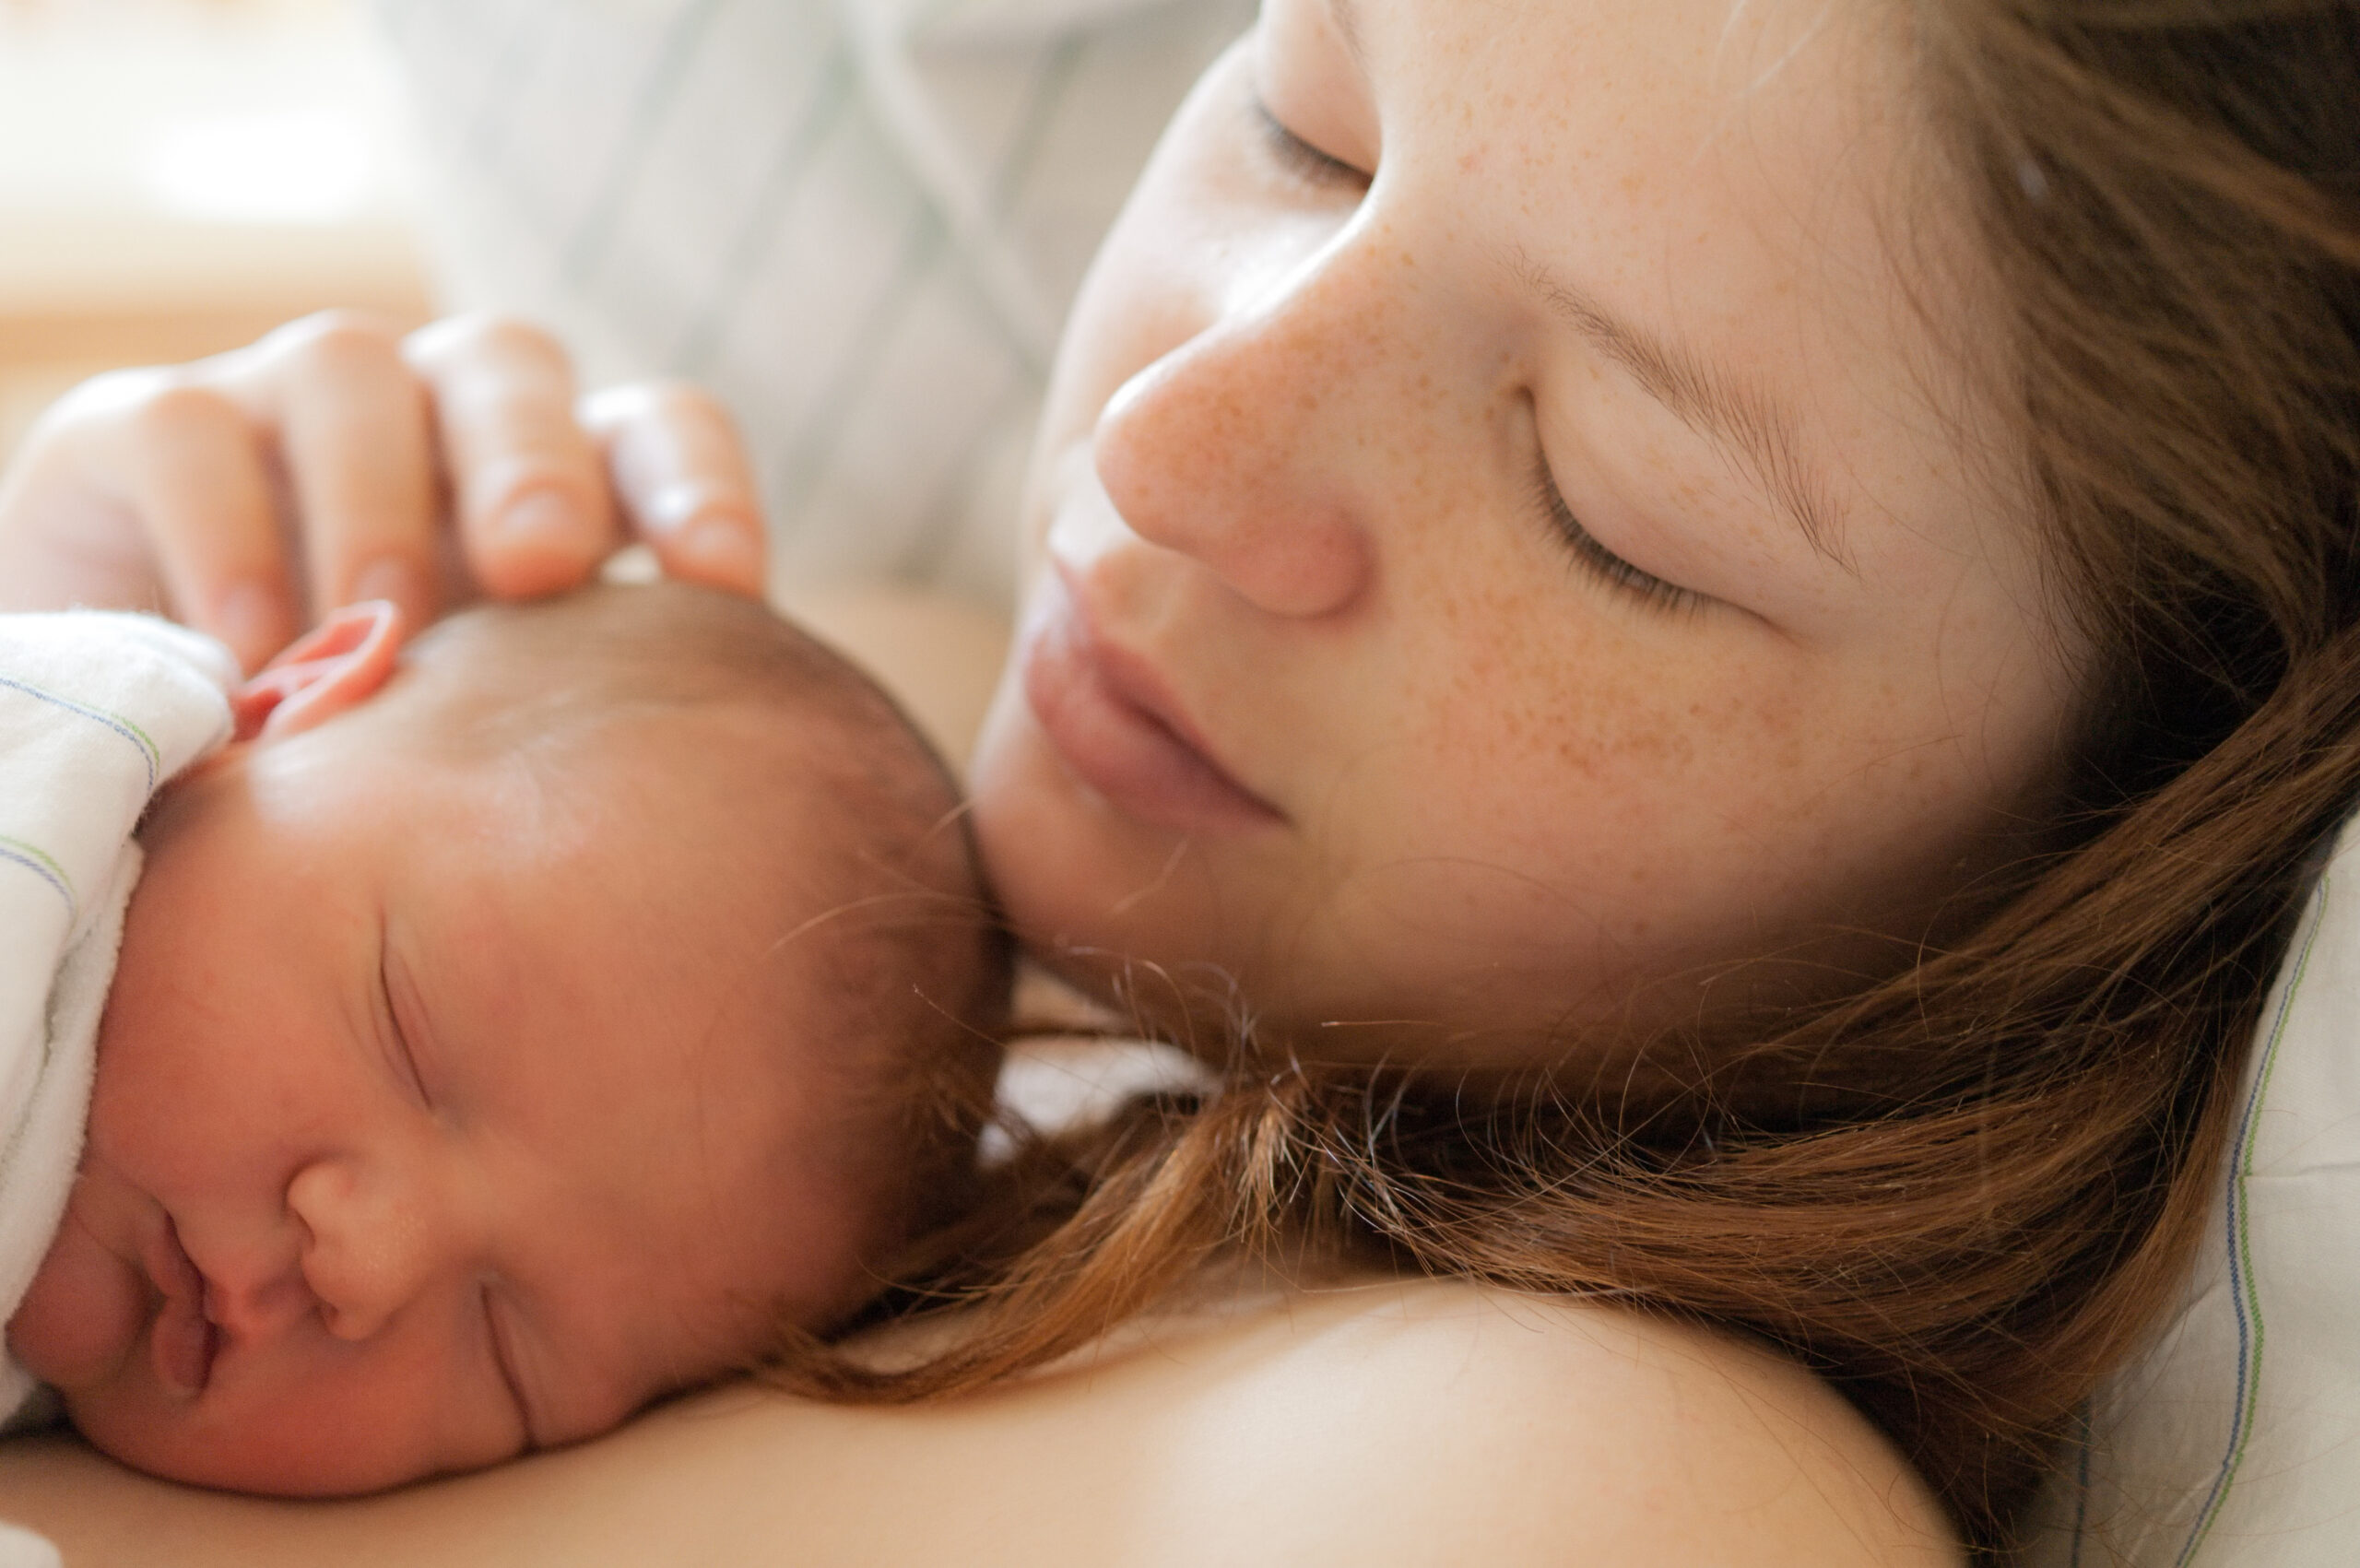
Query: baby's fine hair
396 582 1009 1329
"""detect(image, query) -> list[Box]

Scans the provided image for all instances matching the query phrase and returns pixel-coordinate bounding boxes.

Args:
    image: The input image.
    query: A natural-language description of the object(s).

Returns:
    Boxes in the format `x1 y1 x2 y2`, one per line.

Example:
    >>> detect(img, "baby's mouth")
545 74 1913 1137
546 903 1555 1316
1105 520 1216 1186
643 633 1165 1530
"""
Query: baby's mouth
144 1216 218 1398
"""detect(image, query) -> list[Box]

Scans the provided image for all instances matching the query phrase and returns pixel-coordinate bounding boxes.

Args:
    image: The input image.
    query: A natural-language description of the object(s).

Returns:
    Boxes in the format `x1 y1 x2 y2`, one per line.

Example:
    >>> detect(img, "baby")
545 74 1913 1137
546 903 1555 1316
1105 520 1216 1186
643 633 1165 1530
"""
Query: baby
0 582 1005 1498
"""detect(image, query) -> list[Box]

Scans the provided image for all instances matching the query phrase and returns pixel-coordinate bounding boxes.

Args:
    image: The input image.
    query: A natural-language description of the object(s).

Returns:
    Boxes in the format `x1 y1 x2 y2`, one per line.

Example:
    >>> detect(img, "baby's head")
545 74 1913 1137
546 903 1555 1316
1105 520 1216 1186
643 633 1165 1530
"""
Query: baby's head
6 583 1006 1494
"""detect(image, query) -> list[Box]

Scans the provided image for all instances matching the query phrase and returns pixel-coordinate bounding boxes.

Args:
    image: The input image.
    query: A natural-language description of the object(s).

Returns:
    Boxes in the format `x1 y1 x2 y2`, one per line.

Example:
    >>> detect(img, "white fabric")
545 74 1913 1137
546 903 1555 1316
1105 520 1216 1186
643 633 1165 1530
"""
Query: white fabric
372 0 1254 615
0 1521 56 1568
2023 819 2360 1565
0 614 234 1420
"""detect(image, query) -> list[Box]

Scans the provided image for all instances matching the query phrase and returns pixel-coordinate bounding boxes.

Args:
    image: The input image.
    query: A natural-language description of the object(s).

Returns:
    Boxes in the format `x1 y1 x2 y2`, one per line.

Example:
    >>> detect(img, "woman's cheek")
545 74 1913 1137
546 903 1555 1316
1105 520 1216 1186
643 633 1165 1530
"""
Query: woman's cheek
1034 109 1233 458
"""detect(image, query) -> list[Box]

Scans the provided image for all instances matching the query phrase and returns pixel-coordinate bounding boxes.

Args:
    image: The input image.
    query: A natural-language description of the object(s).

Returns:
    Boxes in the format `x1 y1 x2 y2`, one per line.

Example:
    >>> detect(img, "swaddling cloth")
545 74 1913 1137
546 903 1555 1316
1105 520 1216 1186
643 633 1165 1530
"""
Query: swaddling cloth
0 614 233 1422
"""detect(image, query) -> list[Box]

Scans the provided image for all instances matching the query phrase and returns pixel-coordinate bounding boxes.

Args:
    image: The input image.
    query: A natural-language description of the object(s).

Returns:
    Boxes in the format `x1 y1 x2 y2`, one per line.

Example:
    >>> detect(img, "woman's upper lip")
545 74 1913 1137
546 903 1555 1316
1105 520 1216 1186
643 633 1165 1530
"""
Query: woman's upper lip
1041 565 1287 825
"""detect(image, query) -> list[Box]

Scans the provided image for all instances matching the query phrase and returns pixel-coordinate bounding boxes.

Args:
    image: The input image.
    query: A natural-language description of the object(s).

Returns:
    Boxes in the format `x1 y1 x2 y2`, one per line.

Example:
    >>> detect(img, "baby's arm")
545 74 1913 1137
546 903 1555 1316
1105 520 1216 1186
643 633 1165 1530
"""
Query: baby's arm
0 313 764 670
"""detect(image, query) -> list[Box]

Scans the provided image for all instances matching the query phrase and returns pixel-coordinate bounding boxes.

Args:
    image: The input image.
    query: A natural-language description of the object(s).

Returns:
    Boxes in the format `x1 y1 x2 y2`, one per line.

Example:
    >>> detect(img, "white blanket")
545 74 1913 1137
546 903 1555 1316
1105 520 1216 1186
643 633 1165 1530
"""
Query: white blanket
2024 818 2360 1565
0 614 232 1421
375 0 1254 611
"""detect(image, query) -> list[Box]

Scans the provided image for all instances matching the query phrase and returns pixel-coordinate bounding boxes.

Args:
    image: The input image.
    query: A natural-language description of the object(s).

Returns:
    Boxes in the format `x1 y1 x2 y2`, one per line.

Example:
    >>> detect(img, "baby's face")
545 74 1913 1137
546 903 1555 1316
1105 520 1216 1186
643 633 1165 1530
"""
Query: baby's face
6 694 861 1494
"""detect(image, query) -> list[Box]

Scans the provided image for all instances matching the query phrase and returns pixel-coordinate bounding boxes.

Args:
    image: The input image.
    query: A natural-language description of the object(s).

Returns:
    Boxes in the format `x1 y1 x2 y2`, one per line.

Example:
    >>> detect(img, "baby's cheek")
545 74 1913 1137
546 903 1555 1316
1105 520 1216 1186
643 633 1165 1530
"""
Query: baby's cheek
67 1356 516 1496
6 1221 145 1392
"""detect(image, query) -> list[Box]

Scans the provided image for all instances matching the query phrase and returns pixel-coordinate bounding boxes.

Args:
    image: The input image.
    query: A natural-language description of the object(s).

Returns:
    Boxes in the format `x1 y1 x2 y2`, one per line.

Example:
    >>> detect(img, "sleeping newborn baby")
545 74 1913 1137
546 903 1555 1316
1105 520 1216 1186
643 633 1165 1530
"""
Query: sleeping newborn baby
0 582 1003 1497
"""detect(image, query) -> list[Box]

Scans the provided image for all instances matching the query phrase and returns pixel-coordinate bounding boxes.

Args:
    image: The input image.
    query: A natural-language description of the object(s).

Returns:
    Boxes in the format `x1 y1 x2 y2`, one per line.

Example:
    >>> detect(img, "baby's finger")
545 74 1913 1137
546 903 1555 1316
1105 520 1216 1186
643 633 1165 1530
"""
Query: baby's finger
404 316 615 600
242 313 442 630
112 375 301 671
583 382 768 596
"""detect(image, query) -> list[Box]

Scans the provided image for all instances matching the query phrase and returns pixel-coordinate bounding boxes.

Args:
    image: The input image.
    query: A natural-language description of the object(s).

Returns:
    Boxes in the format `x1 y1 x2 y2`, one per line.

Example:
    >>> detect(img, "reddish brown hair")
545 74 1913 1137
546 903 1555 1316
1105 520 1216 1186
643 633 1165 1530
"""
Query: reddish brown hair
781 5 2360 1555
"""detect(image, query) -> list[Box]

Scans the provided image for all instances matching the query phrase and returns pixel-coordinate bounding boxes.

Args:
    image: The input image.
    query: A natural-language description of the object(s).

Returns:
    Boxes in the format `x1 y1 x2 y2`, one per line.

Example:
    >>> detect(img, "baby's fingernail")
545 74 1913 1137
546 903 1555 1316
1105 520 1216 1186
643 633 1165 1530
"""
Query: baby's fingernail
216 582 286 670
678 515 763 587
494 489 584 549
349 558 421 615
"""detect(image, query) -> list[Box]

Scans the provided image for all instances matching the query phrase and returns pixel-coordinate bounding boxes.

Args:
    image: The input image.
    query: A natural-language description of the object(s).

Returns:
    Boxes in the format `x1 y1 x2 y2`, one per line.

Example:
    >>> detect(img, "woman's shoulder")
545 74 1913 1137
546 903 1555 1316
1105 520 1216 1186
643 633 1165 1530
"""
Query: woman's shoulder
0 1279 1961 1567
749 1275 1964 1566
1091 1277 1964 1567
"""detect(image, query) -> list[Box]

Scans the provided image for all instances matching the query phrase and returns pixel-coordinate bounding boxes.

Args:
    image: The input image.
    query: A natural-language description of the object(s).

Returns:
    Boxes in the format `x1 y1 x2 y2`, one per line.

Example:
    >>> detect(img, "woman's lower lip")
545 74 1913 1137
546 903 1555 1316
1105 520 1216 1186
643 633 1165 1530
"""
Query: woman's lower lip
1020 588 1284 833
145 1218 218 1397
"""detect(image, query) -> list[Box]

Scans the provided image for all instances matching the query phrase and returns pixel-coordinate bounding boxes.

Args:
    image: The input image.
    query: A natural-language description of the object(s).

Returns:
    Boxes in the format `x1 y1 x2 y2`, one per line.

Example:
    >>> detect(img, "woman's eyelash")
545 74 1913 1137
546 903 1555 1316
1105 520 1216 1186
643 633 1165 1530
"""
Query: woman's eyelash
1530 466 1702 616
1251 96 1364 187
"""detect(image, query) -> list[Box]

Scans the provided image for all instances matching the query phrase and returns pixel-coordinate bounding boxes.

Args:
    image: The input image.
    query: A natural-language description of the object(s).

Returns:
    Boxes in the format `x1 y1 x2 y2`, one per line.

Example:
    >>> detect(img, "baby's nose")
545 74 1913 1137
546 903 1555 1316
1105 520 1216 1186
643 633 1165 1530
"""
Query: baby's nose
201 1252 321 1345
284 1157 452 1342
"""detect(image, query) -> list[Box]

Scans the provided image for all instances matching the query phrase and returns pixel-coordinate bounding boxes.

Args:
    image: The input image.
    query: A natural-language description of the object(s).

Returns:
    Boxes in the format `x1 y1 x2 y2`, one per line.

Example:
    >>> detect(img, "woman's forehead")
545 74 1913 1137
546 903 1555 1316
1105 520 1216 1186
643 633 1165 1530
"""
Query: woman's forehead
1274 0 2023 593
1334 0 1946 337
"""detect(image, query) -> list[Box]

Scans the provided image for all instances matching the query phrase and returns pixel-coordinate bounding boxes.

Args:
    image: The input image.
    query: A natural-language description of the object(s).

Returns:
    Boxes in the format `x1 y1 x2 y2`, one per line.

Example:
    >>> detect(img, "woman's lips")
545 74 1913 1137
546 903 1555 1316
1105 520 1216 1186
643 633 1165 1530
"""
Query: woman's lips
1021 576 1285 833
143 1216 218 1398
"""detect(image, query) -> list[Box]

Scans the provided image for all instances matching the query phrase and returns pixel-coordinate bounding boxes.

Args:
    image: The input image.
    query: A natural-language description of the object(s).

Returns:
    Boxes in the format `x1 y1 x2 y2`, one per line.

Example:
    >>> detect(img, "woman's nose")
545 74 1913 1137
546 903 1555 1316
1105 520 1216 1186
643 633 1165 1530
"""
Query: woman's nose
283 1156 452 1342
1088 243 1389 620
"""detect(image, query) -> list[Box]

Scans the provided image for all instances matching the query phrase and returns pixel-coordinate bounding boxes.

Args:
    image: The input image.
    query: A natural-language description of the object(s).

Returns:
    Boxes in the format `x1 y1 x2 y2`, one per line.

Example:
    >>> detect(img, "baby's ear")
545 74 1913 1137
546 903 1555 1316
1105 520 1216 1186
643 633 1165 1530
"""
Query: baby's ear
230 600 405 743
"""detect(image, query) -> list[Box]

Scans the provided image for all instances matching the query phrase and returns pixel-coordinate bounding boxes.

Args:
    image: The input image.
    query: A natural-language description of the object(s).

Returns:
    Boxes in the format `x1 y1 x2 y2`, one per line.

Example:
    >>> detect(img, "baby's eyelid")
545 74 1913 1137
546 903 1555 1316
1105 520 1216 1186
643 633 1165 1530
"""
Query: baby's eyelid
376 930 431 1106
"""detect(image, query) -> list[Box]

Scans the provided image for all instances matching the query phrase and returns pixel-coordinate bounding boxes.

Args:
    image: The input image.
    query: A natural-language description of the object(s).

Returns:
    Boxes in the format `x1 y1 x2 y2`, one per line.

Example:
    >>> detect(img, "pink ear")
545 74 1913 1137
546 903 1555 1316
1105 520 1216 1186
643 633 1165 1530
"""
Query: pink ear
230 601 405 742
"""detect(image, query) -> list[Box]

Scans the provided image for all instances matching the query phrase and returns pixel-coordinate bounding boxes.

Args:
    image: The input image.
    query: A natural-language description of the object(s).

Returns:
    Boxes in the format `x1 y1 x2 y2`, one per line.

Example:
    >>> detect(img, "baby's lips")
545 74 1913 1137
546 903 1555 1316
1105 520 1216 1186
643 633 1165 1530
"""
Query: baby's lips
149 1291 218 1397
142 1217 218 1397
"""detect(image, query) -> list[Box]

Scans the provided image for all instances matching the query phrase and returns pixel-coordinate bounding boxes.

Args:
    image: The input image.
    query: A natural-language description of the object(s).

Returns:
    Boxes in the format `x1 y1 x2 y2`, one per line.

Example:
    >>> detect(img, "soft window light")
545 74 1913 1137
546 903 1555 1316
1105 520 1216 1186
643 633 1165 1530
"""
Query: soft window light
138 105 374 224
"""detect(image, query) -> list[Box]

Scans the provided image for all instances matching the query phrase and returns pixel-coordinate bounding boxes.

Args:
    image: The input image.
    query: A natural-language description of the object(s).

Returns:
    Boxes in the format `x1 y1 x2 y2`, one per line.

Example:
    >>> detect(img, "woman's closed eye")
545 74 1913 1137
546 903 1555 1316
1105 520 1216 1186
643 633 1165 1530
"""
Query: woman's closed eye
1529 462 1704 617
1250 91 1367 189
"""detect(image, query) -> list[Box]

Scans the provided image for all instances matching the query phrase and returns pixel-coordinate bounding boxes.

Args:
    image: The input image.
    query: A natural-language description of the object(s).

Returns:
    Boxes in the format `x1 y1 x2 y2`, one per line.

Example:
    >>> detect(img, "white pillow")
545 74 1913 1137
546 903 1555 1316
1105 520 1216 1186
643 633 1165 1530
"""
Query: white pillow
2023 823 2360 1564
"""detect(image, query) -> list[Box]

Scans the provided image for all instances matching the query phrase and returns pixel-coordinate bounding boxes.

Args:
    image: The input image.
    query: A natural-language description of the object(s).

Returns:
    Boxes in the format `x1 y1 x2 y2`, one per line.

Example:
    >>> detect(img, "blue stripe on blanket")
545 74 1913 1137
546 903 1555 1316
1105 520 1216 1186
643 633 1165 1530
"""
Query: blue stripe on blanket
0 838 74 917
0 673 161 794
2172 868 2326 1566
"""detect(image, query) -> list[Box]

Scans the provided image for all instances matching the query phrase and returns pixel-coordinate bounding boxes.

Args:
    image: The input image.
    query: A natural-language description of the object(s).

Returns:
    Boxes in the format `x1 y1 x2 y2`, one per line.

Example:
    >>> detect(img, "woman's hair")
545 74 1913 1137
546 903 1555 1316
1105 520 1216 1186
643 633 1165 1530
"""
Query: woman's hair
779 4 2360 1554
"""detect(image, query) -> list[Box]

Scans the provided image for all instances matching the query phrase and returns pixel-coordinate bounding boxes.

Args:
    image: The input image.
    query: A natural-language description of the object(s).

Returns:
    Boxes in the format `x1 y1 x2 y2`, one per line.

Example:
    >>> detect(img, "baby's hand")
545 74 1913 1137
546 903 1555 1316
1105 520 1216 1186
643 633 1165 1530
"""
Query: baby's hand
0 312 767 671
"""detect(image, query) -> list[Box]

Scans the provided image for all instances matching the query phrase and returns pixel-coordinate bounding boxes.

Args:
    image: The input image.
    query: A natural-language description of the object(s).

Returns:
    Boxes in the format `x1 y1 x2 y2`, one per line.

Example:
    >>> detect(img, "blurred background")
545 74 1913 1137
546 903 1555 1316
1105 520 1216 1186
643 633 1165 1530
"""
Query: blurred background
0 0 431 461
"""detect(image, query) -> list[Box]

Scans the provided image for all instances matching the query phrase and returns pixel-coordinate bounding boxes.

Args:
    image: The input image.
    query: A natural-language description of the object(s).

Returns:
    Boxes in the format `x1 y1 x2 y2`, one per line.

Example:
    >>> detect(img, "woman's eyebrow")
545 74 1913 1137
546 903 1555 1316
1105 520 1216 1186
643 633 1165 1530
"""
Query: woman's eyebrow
1507 248 1852 569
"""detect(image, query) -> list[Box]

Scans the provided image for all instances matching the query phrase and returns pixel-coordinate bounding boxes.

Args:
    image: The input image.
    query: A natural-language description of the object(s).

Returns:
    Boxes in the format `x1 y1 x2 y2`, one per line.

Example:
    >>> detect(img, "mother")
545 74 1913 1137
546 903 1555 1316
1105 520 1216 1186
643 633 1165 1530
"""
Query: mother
6 0 2360 1560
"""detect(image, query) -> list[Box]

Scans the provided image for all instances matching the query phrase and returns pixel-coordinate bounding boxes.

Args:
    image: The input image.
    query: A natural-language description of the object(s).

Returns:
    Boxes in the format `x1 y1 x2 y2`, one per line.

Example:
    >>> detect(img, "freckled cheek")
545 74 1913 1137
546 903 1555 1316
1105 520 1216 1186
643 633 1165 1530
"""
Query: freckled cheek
1374 600 1800 880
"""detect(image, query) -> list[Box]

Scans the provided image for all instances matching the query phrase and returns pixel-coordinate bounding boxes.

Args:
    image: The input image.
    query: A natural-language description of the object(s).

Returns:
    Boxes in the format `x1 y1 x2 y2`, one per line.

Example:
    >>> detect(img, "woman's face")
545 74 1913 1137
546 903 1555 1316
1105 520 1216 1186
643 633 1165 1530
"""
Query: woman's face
970 0 2084 1064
